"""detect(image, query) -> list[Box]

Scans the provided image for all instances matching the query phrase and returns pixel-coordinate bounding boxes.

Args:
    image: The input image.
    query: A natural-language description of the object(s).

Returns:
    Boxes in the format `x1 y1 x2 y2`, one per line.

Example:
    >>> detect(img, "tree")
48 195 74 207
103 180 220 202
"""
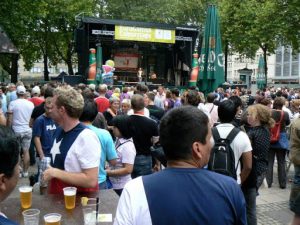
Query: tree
0 0 97 80
218 0 300 84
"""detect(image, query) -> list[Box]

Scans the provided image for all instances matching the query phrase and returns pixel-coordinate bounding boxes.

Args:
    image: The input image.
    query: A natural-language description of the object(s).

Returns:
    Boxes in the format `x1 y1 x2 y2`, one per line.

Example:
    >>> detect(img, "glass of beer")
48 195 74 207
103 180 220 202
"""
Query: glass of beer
44 213 61 225
19 186 33 209
63 187 77 210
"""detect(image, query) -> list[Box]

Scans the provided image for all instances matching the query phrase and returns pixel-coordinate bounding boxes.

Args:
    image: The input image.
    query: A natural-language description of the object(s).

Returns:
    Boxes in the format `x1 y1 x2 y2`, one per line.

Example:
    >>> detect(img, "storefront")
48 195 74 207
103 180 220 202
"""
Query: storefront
75 17 199 86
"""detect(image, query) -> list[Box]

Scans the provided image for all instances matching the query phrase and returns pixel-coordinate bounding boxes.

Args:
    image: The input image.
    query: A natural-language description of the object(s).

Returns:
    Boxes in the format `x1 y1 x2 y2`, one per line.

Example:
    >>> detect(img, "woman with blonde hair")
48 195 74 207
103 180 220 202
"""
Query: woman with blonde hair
242 104 274 225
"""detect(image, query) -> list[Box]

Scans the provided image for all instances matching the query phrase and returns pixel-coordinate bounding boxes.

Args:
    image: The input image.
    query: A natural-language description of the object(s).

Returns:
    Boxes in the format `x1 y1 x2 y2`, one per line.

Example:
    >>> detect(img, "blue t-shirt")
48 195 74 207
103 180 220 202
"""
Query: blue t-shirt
87 125 117 183
143 168 247 225
0 215 19 225
32 114 57 157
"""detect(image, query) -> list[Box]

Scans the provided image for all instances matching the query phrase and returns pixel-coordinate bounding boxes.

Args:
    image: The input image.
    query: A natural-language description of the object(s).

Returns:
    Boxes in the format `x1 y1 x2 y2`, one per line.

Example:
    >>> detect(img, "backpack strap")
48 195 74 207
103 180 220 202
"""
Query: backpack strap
226 127 240 144
209 104 215 113
226 128 241 171
279 110 284 123
212 127 221 141
116 139 132 150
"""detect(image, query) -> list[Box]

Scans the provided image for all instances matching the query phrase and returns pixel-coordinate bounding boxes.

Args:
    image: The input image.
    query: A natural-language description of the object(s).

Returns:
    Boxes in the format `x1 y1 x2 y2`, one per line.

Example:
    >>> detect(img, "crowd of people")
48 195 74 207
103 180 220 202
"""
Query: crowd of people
1 81 300 224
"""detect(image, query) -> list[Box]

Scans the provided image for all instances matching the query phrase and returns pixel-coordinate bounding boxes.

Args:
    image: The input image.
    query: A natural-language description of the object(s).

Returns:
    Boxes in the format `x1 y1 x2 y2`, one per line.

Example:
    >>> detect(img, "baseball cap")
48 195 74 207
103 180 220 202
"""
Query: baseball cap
88 84 96 91
31 86 40 95
17 85 26 94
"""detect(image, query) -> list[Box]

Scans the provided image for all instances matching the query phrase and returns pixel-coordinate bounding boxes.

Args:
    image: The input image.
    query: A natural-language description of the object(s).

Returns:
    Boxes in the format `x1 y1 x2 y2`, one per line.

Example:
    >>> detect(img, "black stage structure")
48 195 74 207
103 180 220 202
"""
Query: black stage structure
75 17 199 86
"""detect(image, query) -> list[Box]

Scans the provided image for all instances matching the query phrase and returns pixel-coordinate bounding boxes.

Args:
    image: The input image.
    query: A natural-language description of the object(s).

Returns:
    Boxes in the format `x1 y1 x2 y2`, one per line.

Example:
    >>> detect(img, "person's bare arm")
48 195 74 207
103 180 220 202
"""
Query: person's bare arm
29 118 34 128
106 163 133 176
43 167 99 188
240 151 252 184
6 111 12 127
108 159 117 167
0 110 6 126
34 136 44 159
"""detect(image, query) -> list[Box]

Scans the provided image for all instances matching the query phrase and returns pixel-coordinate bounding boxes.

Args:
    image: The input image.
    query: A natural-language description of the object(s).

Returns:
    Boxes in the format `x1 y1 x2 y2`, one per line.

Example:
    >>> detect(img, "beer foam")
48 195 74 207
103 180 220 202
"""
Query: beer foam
64 190 76 196
19 186 32 193
44 215 61 222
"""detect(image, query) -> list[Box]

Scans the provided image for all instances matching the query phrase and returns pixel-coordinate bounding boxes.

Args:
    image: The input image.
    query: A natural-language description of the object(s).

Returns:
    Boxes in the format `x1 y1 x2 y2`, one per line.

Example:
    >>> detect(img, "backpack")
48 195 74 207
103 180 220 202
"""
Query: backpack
208 127 240 180
270 110 284 143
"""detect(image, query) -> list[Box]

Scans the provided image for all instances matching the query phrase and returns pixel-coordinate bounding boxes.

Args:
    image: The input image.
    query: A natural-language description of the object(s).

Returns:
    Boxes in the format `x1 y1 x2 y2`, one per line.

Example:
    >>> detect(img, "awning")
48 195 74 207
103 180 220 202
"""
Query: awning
0 27 19 54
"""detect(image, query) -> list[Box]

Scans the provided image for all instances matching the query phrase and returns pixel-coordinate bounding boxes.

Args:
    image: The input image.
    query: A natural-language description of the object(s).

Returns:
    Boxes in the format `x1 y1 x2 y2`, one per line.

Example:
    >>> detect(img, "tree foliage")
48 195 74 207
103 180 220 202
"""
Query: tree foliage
1 0 300 82
218 0 300 80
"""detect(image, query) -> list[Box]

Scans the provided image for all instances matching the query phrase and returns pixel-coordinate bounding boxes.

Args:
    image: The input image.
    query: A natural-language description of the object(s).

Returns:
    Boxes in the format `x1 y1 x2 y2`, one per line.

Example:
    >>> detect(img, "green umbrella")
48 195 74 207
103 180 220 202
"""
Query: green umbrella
257 55 266 90
198 5 224 94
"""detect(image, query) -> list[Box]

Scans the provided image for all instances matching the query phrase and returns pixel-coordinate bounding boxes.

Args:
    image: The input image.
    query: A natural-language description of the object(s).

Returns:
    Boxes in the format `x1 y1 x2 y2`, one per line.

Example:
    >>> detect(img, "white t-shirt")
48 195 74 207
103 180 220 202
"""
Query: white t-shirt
8 98 34 133
127 108 150 118
114 177 151 225
109 138 136 190
213 123 252 184
64 129 101 172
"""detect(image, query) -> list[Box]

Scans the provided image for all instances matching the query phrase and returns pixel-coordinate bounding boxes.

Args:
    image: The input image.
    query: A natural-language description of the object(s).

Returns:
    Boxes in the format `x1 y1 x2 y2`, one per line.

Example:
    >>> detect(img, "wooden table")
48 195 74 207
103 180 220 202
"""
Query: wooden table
1 190 119 225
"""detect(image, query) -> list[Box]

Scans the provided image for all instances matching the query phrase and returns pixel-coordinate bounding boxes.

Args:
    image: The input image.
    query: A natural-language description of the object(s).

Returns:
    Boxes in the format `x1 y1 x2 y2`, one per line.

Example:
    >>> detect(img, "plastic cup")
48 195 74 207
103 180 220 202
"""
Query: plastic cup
82 198 100 225
22 209 40 225
19 186 33 209
44 213 62 225
63 187 77 209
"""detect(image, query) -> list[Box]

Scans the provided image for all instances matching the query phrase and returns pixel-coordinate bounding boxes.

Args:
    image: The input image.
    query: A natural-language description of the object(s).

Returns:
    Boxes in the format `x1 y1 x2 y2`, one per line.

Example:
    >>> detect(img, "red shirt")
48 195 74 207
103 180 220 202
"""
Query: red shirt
29 97 44 107
48 178 98 195
94 97 109 113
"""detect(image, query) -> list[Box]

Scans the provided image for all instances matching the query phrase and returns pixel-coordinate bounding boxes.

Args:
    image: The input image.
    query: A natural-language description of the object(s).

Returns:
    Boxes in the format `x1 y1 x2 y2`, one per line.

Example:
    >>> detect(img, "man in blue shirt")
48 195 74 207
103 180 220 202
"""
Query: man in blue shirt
32 97 57 194
0 126 20 225
114 106 247 225
80 100 117 189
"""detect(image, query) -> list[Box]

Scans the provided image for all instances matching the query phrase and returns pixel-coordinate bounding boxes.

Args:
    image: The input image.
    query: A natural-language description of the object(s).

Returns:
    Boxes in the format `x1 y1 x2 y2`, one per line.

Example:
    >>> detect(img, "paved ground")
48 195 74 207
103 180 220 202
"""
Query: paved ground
6 161 296 225
257 162 294 225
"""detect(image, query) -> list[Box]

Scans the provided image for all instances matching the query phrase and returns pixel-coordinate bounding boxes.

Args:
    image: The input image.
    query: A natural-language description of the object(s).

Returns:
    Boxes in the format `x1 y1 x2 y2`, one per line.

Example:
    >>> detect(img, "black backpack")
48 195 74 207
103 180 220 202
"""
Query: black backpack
208 127 240 180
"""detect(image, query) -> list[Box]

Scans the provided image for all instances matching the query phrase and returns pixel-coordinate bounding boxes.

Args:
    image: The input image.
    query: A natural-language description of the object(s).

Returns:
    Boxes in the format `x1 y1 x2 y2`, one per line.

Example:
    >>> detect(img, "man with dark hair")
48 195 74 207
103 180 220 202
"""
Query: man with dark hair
215 100 252 184
171 88 182 108
146 92 164 122
128 94 159 178
204 93 218 126
0 125 20 225
32 97 57 194
229 95 243 127
80 100 117 189
114 106 247 225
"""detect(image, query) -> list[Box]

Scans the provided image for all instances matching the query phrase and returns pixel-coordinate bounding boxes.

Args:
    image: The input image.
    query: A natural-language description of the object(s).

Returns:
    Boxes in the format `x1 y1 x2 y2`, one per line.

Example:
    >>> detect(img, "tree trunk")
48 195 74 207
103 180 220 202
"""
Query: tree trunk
224 41 228 82
262 45 268 87
43 54 49 81
67 43 74 75
11 54 19 83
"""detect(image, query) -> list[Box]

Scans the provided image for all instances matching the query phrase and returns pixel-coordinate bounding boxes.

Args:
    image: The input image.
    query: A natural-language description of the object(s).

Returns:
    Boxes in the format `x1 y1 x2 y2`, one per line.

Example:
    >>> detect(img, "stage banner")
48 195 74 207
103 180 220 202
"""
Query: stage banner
114 53 139 69
115 25 175 44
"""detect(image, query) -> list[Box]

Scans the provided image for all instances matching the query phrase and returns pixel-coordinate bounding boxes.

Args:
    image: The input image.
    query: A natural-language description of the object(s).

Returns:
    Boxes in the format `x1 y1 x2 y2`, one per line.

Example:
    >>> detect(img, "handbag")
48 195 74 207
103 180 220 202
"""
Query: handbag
270 110 284 143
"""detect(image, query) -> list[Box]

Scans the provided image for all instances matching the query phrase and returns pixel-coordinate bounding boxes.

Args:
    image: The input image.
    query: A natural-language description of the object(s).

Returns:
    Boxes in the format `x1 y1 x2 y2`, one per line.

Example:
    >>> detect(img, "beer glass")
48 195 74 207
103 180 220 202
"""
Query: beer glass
19 186 33 209
22 209 40 225
63 187 77 210
44 213 61 225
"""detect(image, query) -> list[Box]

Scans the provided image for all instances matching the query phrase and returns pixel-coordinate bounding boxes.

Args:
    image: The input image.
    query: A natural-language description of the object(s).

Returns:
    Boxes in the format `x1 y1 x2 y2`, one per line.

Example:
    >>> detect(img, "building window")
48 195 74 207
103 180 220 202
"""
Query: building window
30 67 41 73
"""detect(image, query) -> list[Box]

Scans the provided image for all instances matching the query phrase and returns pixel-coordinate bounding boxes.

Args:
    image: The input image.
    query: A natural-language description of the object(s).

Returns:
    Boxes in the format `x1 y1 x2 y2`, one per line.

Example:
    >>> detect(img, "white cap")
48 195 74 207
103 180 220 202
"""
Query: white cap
17 85 26 94
88 84 96 91
31 86 40 95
